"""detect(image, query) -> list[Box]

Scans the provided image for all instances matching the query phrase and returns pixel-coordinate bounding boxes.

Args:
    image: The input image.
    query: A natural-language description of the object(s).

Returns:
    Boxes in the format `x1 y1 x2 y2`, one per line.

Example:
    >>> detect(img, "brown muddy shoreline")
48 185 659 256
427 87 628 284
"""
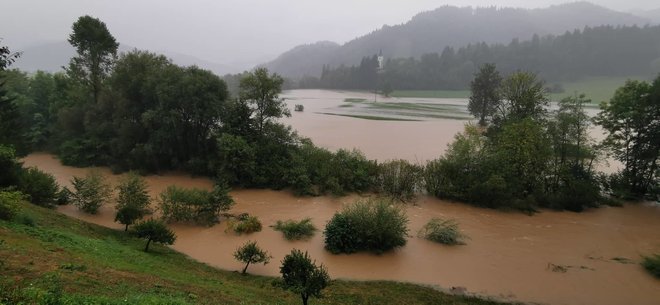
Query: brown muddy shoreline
22 153 660 305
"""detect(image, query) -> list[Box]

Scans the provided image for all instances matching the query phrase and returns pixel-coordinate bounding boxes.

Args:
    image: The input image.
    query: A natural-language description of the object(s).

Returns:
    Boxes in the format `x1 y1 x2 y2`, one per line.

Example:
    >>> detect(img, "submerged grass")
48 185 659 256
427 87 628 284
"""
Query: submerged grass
641 254 660 279
318 112 421 121
418 218 469 245
391 90 470 99
0 203 510 304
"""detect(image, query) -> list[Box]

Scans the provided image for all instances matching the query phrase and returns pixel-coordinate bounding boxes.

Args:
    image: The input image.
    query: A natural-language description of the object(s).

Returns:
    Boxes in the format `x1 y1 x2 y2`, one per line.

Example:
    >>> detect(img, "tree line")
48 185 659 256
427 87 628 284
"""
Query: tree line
1 16 658 212
298 25 660 91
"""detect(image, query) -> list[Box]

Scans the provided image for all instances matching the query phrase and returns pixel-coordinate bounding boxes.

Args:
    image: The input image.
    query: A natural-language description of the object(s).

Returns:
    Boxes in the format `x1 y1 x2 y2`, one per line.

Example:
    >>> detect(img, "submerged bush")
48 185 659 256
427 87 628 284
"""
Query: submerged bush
18 167 59 208
273 218 317 240
70 171 112 214
324 199 409 254
159 183 234 226
227 214 262 234
418 218 468 245
377 159 422 202
642 254 660 278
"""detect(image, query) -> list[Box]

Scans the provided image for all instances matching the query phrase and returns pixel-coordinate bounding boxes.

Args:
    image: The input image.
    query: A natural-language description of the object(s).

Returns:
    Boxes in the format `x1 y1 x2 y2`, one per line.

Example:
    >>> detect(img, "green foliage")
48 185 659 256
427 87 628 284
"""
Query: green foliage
468 63 502 125
0 144 21 188
159 184 234 226
233 241 271 274
239 67 290 134
67 15 119 104
418 218 468 245
324 199 409 254
18 167 59 208
114 173 151 230
273 218 317 240
131 219 176 252
227 214 262 234
55 187 71 206
289 144 379 196
595 77 660 199
377 159 422 202
641 254 660 279
0 191 24 220
70 171 111 214
495 71 549 124
280 249 330 305
215 134 256 185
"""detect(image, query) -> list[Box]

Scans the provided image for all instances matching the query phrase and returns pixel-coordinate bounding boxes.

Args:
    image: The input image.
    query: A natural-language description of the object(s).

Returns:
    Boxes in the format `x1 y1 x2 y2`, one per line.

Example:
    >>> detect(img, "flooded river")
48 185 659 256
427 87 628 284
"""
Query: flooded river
22 153 660 305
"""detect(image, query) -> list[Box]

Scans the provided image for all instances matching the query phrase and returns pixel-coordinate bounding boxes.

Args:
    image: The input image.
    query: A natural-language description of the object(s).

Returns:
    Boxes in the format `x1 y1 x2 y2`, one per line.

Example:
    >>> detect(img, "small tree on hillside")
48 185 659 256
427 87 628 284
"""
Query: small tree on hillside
233 241 271 274
114 173 151 230
70 171 111 214
280 249 329 305
131 219 176 252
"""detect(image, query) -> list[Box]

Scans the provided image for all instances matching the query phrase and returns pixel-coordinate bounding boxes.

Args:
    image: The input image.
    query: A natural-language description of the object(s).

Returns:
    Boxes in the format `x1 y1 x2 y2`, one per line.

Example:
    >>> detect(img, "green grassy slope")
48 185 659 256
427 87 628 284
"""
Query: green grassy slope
0 203 509 305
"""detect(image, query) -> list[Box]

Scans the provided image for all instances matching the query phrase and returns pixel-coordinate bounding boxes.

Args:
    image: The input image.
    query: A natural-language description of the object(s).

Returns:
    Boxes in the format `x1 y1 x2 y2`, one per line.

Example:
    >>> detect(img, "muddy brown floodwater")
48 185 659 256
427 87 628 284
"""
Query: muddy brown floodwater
22 153 660 305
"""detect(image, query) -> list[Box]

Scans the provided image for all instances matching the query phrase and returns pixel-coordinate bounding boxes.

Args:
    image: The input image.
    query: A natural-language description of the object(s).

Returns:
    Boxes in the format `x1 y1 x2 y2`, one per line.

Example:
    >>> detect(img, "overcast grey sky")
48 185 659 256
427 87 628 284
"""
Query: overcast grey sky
1 0 658 68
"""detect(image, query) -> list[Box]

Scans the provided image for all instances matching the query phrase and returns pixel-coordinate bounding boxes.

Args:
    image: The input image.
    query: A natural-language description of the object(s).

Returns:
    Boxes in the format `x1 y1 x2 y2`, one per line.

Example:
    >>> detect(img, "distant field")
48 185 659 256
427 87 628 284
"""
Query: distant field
390 90 470 99
550 76 648 104
390 76 650 104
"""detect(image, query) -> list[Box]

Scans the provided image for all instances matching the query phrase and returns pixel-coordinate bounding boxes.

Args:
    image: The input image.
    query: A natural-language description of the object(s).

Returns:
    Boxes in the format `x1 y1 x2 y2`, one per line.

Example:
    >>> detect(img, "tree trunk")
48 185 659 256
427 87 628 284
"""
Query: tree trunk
144 238 152 252
242 262 250 274
301 294 308 305
125 223 129 232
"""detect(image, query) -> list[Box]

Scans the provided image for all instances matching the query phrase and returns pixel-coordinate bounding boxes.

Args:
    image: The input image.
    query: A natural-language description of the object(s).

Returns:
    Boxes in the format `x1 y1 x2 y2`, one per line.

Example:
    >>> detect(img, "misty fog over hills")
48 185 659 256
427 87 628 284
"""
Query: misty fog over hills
265 1 653 78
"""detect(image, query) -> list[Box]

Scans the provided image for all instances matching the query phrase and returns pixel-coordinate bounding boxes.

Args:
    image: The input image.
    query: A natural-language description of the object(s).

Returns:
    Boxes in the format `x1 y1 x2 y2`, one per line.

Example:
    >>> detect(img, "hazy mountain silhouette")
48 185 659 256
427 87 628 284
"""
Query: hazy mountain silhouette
264 2 650 79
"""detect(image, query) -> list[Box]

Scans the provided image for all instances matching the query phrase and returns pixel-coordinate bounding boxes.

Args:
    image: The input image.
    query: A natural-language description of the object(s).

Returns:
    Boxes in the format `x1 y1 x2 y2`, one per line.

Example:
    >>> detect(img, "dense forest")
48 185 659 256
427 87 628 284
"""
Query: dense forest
265 2 649 78
299 25 660 91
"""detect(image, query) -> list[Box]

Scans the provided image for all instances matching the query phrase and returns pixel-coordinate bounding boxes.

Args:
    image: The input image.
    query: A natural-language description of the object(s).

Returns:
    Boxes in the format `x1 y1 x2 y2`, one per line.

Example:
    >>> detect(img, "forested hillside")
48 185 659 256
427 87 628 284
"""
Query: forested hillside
301 25 660 91
264 2 650 78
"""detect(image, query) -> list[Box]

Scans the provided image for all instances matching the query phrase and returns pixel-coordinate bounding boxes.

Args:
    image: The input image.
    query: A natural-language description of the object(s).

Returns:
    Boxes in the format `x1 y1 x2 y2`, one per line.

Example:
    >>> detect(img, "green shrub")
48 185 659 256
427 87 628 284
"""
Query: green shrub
642 254 660 278
324 199 409 254
18 167 59 208
0 191 24 220
115 173 152 230
418 218 468 245
233 241 271 274
131 219 177 252
0 145 21 188
55 187 71 205
159 183 234 226
70 171 112 214
377 160 422 202
273 218 317 240
279 249 329 305
227 214 262 234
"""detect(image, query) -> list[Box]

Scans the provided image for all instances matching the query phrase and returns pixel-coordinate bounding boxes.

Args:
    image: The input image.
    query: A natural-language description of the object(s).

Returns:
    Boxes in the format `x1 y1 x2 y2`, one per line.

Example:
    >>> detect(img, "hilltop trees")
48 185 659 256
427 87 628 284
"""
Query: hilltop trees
67 15 118 105
0 41 23 151
596 77 660 199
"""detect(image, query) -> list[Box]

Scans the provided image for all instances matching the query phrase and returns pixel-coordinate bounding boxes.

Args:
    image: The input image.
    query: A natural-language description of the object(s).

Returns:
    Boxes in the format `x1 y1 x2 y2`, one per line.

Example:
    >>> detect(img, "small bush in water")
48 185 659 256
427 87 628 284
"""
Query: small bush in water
273 218 317 240
642 254 660 278
70 171 112 214
227 214 262 234
377 159 422 202
418 218 468 245
324 198 408 254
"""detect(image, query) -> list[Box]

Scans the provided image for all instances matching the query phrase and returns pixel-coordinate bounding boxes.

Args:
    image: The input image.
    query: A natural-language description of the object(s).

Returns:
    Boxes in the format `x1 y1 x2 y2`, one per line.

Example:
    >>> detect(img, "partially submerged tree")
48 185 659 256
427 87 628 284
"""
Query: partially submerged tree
131 219 176 252
233 241 271 274
595 77 660 199
468 63 502 126
70 171 111 214
114 173 151 230
280 249 329 305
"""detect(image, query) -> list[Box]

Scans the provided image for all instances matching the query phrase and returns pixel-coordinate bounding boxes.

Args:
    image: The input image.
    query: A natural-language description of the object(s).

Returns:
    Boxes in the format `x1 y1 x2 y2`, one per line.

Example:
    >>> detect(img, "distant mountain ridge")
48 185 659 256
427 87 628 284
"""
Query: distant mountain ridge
264 1 651 79
13 41 240 76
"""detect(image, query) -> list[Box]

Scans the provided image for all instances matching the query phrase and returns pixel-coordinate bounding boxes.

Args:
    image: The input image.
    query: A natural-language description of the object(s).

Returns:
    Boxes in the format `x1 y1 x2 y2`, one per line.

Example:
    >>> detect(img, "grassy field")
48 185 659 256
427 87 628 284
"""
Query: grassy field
390 76 650 104
0 203 510 305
